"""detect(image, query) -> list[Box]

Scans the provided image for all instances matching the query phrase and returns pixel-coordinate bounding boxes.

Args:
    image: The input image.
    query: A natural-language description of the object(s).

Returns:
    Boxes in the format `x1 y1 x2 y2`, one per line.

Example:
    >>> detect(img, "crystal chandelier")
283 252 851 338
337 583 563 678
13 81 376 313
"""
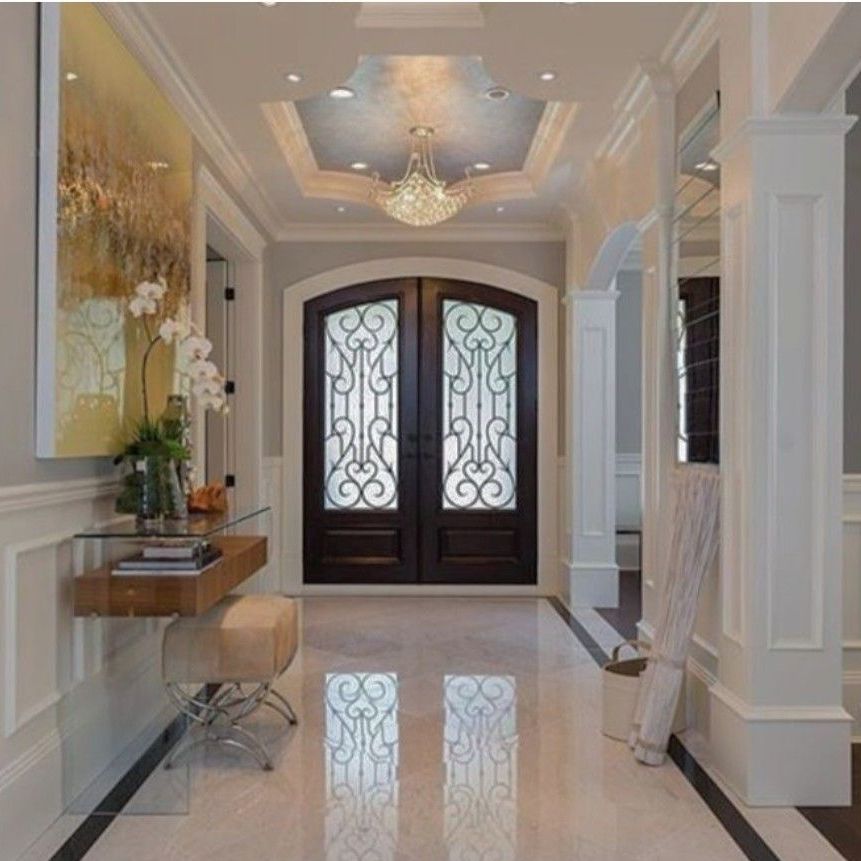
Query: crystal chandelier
372 126 472 227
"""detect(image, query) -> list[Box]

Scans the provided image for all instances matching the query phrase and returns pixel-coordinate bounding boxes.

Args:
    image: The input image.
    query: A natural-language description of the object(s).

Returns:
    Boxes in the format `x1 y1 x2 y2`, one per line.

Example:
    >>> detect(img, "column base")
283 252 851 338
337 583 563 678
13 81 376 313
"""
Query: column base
560 560 619 608
709 682 852 806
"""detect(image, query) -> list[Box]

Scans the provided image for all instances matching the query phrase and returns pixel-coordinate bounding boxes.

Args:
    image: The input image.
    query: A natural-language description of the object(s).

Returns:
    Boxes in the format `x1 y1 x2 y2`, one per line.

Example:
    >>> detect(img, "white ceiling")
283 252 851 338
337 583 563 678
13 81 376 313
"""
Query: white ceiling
141 2 694 235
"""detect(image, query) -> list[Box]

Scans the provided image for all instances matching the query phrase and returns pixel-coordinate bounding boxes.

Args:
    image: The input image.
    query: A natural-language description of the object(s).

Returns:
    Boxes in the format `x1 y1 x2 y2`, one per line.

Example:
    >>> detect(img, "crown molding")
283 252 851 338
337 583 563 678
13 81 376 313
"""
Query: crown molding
274 222 565 244
97 2 282 240
524 102 579 187
660 3 718 90
355 2 484 29
594 4 717 163
263 99 575 210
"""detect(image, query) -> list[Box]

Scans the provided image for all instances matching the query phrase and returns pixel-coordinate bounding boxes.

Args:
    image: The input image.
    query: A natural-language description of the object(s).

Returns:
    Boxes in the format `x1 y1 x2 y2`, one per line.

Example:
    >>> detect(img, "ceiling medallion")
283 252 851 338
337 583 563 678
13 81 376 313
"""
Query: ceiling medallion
371 126 472 227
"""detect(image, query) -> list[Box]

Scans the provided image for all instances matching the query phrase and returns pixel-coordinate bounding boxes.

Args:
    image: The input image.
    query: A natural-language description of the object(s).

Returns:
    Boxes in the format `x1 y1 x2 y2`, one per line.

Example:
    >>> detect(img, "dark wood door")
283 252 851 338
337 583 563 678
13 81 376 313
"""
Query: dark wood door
418 279 537 584
304 279 419 583
304 278 537 585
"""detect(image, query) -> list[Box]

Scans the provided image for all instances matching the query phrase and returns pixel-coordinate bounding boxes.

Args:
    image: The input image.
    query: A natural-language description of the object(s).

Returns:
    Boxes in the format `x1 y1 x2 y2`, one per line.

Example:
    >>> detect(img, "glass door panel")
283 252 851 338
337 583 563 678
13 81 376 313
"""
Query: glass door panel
441 300 517 511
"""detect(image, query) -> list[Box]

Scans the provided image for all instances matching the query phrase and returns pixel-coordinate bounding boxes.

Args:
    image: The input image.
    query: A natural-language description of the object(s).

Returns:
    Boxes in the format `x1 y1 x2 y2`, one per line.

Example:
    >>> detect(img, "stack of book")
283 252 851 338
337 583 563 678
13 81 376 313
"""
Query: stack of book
113 541 223 576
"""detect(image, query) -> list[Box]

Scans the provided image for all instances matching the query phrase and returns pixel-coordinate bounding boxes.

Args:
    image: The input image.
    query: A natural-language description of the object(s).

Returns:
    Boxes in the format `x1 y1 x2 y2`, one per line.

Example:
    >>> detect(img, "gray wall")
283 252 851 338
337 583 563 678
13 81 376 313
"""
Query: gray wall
616 268 642 455
846 73 861 472
0 5 114 487
264 240 566 455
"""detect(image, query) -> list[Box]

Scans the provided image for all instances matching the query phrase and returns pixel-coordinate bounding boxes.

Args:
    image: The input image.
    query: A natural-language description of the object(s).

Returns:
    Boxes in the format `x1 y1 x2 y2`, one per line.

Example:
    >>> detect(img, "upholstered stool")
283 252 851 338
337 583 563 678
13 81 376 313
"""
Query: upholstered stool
162 594 298 770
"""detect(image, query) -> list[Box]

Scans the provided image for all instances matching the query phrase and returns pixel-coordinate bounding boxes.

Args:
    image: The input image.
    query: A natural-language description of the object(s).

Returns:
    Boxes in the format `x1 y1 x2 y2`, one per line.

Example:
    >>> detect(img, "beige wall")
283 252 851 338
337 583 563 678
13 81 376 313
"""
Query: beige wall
264 239 566 456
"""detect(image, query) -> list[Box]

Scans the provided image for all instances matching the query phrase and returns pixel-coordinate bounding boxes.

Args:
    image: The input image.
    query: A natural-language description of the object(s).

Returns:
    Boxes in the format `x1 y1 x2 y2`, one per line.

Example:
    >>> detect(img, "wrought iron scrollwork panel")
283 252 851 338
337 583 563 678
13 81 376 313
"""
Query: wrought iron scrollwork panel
324 672 399 861
324 300 399 510
443 675 518 860
441 300 517 510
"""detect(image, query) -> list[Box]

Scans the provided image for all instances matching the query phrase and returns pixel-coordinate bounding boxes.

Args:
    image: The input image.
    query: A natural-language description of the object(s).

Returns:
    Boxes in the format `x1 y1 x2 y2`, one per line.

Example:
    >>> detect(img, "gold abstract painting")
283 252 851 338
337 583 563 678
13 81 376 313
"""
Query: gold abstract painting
37 4 192 457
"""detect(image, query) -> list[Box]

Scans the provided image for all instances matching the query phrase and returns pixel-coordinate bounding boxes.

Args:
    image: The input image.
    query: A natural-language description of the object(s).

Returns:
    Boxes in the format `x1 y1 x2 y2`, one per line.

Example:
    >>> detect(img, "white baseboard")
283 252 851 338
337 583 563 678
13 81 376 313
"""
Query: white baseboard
709 682 852 806
560 560 619 608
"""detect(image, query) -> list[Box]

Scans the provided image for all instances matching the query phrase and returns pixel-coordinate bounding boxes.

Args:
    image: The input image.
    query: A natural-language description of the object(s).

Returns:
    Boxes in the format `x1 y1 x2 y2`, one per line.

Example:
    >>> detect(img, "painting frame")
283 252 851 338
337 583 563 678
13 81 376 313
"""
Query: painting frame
36 2 193 459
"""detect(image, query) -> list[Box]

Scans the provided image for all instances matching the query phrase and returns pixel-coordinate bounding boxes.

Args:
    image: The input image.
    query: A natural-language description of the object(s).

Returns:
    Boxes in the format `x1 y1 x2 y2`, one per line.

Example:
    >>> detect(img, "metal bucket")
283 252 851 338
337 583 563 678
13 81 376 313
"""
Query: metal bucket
601 640 686 741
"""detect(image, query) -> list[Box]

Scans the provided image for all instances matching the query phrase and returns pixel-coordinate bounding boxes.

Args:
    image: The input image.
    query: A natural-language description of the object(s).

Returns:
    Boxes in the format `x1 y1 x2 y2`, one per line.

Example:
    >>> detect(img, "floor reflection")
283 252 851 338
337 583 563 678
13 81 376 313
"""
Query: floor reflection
444 675 518 861
324 672 399 861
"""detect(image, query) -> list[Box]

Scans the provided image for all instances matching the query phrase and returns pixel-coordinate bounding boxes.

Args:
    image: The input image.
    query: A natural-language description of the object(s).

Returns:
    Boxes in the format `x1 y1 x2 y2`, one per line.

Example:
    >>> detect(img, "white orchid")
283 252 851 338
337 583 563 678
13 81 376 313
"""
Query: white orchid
188 358 219 382
129 295 157 317
192 377 224 397
182 335 213 361
159 318 188 344
135 279 167 302
198 392 226 412
125 272 231 425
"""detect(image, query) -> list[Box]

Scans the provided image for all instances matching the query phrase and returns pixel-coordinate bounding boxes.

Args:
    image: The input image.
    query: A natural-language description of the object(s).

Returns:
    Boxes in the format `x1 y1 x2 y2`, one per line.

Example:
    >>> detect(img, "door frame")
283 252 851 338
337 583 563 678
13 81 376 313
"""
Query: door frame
282 258 559 596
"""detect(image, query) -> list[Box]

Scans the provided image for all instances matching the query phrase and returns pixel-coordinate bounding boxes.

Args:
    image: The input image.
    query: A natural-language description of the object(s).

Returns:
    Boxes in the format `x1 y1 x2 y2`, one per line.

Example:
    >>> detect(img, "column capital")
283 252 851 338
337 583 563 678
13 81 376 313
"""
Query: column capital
563 289 620 304
713 114 857 163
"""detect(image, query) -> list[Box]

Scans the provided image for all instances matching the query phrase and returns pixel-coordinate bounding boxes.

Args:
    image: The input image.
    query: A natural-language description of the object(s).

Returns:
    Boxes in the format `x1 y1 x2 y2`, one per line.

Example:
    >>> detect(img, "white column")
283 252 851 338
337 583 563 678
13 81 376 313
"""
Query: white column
563 288 619 607
711 114 855 805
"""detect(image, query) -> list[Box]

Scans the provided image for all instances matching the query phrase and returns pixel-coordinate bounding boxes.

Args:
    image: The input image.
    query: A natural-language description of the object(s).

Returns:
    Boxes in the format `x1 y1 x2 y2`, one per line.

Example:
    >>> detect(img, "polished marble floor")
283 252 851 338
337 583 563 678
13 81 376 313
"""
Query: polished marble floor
49 597 841 861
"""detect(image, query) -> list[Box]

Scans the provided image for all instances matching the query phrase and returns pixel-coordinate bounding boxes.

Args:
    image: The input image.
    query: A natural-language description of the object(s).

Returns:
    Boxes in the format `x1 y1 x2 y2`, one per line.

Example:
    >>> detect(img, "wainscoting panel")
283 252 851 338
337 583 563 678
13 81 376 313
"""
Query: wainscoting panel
843 475 861 740
0 478 168 861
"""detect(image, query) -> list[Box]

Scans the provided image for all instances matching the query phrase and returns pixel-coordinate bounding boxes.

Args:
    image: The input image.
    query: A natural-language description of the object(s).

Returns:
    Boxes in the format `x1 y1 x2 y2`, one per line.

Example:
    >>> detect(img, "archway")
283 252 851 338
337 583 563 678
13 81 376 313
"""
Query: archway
281 257 559 597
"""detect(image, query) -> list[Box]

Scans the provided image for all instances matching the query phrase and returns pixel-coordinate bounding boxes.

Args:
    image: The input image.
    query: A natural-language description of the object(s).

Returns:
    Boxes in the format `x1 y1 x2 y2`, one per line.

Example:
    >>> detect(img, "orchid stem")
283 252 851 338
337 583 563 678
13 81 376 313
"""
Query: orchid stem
141 318 157 424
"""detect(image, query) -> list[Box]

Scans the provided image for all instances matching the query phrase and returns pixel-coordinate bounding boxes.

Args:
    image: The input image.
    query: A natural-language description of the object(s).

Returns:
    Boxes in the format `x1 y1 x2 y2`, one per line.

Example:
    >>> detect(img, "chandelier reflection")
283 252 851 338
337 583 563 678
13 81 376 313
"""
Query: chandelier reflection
372 126 472 227
324 672 399 861
444 675 518 861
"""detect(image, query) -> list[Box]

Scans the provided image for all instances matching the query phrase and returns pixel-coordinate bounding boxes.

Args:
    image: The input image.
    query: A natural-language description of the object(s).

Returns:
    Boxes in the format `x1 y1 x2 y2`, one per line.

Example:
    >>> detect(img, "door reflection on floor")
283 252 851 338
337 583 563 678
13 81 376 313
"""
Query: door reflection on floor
444 675 518 861
322 671 518 860
324 673 399 860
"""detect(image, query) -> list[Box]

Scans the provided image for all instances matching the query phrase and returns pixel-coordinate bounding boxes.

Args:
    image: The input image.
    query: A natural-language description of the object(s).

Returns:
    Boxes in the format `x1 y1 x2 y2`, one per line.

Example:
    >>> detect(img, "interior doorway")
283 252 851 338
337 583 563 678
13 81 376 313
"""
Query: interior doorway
303 277 538 585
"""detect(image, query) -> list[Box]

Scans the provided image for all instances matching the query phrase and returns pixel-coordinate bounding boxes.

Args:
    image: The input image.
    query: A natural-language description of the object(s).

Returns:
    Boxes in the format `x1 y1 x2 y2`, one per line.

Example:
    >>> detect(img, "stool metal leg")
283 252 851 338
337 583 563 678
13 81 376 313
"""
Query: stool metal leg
267 687 298 725
163 680 295 771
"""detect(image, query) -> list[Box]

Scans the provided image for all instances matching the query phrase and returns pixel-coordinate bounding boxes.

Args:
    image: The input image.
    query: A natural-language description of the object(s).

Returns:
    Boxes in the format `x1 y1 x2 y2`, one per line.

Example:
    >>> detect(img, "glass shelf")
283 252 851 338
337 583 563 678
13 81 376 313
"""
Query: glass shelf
74 506 270 541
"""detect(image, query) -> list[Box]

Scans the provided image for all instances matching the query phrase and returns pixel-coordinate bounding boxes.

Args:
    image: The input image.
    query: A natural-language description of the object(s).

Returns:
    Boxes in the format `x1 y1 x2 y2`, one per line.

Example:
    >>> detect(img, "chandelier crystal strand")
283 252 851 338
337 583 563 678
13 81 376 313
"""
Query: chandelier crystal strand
372 127 472 227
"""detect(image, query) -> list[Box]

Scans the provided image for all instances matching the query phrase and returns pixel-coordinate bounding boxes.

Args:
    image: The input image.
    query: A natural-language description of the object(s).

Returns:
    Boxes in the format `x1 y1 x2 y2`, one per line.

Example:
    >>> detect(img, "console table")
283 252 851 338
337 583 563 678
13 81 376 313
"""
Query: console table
73 508 270 618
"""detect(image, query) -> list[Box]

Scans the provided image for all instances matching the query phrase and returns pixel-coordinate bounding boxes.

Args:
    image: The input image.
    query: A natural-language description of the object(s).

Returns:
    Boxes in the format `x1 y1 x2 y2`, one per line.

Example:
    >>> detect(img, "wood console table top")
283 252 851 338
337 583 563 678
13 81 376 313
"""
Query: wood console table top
73 534 268 618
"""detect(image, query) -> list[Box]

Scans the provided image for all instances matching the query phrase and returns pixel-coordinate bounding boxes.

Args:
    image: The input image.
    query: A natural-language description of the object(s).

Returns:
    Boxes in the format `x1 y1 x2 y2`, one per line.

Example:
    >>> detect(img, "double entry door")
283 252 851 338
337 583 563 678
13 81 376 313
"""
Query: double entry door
304 278 537 584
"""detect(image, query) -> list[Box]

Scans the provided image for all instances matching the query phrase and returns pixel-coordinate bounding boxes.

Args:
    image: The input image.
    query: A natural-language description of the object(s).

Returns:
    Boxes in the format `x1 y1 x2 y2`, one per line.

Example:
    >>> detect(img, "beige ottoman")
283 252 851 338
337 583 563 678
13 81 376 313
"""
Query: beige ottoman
162 595 298 770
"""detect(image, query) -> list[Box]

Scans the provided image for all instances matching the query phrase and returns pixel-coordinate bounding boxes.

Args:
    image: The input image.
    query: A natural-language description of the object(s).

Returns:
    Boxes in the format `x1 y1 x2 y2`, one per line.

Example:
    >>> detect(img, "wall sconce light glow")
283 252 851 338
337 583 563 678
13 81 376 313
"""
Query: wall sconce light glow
328 86 356 100
350 161 369 171
473 162 491 171
538 70 557 82
695 160 719 172
64 71 78 82
284 72 303 83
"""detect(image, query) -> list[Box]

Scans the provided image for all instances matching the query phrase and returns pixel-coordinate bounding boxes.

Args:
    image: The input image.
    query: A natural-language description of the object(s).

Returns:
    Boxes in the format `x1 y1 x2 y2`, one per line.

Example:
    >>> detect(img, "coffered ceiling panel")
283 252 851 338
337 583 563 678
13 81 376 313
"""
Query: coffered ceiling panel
135 2 696 234
295 55 546 184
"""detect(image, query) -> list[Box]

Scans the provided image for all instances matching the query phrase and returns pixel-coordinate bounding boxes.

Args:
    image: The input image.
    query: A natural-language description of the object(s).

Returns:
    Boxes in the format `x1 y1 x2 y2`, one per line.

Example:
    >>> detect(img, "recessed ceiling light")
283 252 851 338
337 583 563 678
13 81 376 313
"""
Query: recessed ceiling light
350 161 369 171
495 205 505 213
284 72 303 84
64 71 78 82
260 2 277 6
329 86 355 100
484 86 510 101
473 162 491 171
145 160 170 171
538 70 557 82
695 160 719 172
336 205 347 213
